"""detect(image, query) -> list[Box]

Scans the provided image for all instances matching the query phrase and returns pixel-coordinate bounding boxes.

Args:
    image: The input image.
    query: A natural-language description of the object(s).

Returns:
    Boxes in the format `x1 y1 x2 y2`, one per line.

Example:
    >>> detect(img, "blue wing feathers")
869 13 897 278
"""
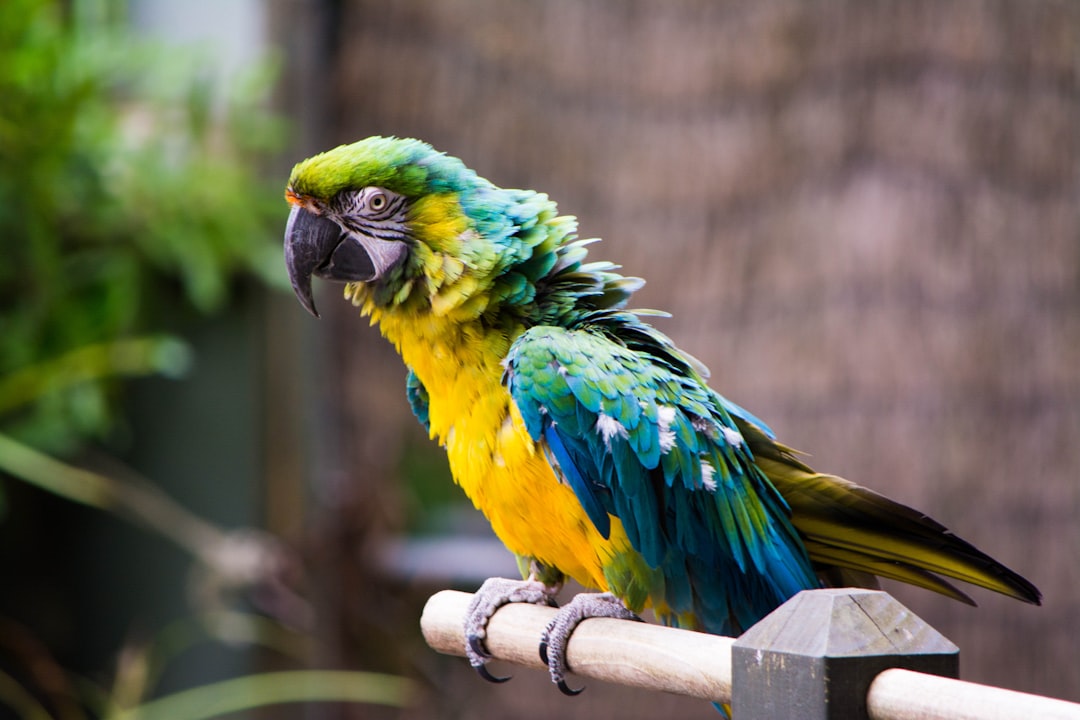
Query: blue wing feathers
543 424 611 539
406 368 431 432
504 320 821 633
718 395 776 440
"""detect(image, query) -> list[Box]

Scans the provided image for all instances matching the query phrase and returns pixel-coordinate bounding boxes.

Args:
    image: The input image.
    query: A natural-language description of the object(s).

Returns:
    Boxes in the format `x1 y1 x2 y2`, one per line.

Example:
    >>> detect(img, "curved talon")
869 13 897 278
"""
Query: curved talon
463 576 563 689
557 678 584 696
468 635 492 660
476 664 512 684
538 592 637 696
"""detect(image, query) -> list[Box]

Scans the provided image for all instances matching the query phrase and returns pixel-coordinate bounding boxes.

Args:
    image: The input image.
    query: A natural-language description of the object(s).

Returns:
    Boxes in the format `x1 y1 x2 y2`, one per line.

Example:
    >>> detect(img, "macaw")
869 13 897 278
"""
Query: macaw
283 136 1040 695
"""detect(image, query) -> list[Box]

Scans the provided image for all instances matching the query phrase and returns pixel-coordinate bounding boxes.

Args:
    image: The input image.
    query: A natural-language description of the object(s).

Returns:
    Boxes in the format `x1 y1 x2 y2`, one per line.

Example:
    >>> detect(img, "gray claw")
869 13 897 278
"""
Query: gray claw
557 678 585 696
463 577 560 681
539 592 640 695
476 664 512 684
468 635 493 661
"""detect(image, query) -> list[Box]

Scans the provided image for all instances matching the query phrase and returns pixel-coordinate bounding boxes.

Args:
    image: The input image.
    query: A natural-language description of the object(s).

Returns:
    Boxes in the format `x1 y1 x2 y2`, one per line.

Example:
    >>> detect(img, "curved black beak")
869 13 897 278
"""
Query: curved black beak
284 206 407 317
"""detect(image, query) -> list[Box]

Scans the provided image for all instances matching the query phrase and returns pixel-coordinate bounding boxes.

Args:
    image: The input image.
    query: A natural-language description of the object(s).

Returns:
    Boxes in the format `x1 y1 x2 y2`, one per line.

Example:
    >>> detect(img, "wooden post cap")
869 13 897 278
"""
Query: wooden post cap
732 588 959 720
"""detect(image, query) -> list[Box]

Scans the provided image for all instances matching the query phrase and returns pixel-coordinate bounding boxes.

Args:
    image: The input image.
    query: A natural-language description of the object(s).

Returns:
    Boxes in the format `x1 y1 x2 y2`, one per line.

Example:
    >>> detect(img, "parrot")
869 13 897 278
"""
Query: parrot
282 136 1041 697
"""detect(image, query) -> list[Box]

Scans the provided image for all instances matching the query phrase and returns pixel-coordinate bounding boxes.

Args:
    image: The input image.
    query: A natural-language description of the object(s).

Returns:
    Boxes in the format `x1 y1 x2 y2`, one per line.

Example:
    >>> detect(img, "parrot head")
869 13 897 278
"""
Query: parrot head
285 135 648 336
284 135 548 319
285 136 469 316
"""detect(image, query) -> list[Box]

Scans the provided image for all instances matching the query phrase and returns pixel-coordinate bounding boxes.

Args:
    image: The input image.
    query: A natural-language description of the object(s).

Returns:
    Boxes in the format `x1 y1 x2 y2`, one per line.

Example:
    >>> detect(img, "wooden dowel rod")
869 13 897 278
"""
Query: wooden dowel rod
868 668 1080 720
420 589 733 703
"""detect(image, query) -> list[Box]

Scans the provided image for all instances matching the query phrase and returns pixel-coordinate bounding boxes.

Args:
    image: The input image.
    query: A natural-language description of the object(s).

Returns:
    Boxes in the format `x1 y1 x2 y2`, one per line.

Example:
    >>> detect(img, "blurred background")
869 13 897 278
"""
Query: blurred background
1 0 1077 718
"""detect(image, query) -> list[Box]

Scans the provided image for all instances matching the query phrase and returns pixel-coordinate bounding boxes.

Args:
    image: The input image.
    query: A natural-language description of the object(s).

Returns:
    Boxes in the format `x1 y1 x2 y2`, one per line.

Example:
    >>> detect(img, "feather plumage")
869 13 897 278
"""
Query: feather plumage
285 136 1041 640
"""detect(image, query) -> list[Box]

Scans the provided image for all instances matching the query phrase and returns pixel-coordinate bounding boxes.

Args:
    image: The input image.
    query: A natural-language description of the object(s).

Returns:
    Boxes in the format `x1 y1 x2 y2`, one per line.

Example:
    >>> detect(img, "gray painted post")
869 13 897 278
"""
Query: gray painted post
732 588 959 720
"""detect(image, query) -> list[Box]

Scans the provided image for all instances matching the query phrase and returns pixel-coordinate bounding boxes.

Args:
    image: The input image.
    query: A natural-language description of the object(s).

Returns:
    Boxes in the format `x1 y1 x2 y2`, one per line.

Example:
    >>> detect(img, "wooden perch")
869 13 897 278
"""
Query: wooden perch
420 589 732 702
421 588 1080 719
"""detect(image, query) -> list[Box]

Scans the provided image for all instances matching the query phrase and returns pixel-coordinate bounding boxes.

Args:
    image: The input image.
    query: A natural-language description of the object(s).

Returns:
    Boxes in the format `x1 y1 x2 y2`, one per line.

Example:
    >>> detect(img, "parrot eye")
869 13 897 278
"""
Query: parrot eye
367 191 388 212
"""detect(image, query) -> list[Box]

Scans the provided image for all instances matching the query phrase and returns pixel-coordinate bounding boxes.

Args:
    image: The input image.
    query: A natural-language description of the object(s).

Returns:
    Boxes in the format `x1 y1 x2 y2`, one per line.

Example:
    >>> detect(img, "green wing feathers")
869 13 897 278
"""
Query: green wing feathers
741 421 1042 606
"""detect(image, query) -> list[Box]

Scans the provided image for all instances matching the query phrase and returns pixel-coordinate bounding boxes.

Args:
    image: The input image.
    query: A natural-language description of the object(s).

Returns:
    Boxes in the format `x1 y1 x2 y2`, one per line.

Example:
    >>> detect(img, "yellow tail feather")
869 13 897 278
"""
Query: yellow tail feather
749 448 1041 606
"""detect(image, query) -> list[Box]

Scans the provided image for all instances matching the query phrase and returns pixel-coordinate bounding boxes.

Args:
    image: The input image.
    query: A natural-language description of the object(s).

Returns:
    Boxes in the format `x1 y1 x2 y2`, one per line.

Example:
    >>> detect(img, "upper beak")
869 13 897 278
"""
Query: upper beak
284 205 407 317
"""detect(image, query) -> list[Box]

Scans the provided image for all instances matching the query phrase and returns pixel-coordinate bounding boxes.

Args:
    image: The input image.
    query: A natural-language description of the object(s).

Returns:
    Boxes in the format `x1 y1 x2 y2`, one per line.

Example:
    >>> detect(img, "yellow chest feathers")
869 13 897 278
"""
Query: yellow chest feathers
381 316 623 589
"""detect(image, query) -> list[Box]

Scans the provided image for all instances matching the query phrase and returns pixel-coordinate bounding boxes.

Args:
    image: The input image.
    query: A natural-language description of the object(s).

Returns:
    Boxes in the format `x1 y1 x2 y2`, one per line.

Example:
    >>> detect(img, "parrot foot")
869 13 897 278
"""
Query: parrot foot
538 592 641 696
464 576 559 682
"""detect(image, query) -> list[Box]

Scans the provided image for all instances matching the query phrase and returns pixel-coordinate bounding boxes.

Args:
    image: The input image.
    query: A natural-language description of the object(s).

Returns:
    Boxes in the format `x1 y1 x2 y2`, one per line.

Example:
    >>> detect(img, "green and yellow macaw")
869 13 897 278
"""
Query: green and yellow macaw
283 136 1040 693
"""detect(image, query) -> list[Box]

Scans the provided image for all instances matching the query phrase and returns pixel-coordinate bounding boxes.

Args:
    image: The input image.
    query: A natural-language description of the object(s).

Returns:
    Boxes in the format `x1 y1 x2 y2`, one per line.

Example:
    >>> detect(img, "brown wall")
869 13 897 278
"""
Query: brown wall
306 1 1079 712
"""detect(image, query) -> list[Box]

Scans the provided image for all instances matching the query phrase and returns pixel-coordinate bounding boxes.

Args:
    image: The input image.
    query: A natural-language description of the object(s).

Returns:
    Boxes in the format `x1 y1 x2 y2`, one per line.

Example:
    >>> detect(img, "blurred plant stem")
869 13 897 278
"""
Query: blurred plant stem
0 433 395 718
110 670 415 720
0 432 226 561
0 338 190 418
0 671 53 720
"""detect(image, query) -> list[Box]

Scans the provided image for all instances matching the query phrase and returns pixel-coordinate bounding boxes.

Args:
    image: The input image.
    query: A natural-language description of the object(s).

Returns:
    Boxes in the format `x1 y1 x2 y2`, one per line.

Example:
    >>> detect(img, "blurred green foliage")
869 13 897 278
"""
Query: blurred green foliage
0 0 288 456
0 2 418 717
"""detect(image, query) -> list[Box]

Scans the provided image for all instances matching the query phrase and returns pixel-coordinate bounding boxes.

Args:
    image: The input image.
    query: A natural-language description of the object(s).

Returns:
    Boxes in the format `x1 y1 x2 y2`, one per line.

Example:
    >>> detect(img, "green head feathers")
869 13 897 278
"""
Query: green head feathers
287 136 484 201
284 136 644 324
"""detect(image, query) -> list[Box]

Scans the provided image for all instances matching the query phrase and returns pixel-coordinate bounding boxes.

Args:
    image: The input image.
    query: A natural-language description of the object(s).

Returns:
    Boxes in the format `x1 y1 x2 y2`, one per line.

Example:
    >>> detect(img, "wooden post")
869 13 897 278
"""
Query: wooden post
732 589 959 720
